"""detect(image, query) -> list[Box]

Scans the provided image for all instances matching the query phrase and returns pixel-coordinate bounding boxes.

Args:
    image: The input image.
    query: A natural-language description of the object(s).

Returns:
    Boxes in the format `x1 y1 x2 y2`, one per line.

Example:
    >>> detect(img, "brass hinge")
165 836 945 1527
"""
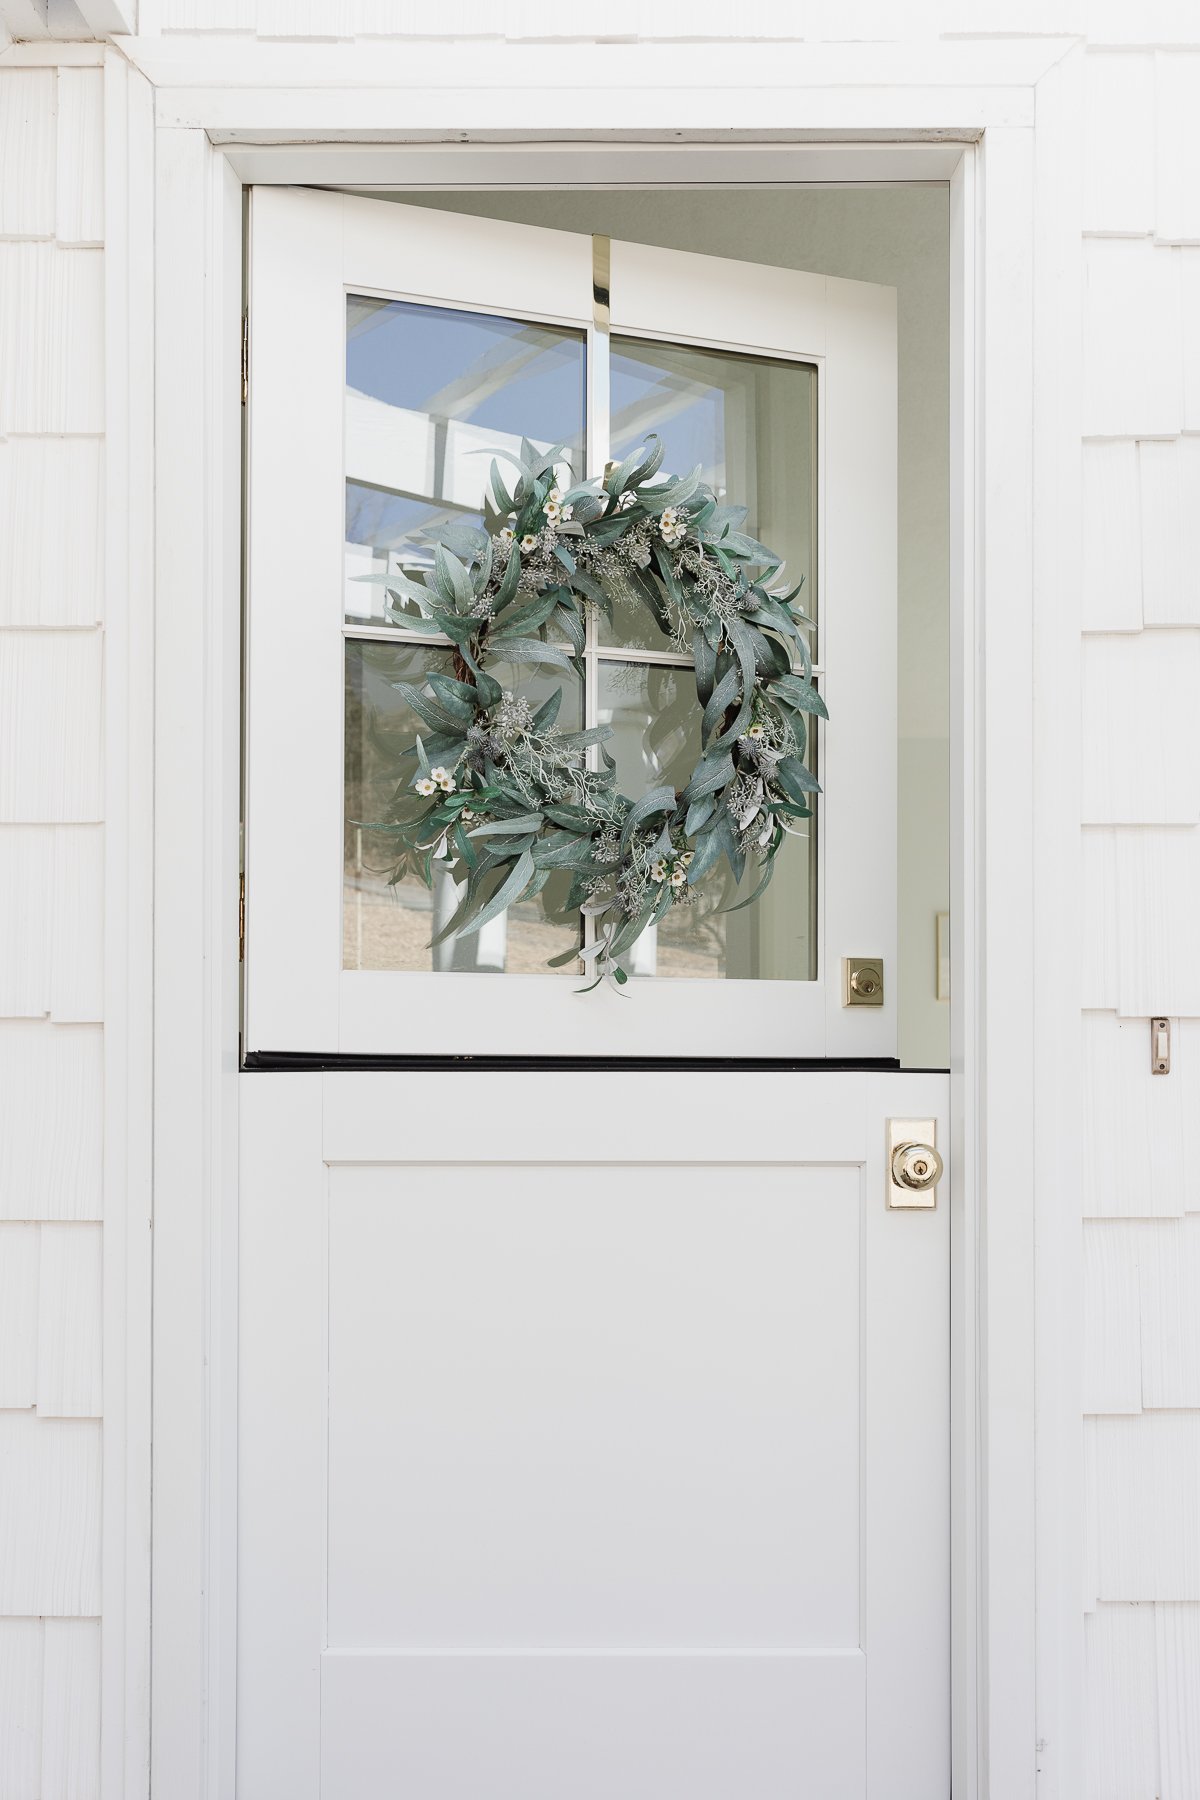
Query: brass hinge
239 872 245 963
241 312 248 406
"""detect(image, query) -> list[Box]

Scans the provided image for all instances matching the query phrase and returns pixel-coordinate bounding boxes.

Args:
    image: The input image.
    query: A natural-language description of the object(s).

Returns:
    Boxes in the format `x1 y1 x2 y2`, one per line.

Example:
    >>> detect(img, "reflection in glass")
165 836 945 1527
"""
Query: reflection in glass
599 661 816 981
344 297 586 626
606 338 816 657
344 641 581 973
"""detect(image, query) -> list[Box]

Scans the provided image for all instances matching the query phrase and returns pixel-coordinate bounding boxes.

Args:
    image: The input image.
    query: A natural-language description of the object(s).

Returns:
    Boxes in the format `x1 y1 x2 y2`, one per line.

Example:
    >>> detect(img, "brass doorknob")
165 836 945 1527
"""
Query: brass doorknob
891 1142 943 1191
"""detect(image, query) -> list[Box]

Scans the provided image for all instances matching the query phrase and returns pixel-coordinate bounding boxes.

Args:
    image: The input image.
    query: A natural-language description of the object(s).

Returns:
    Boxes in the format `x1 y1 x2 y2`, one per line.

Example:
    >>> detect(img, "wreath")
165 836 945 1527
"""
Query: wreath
360 435 825 992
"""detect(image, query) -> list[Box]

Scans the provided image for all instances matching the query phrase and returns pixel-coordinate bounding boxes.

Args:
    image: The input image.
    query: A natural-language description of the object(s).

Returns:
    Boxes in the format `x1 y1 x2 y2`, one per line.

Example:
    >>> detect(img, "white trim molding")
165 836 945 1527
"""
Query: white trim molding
143 40 1083 1800
101 44 154 1800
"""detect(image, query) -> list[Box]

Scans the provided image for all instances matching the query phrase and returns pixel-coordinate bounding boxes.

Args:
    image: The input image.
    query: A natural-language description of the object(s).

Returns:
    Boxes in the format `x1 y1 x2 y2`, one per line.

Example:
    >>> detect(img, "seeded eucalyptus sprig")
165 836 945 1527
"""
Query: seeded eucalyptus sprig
356 434 824 993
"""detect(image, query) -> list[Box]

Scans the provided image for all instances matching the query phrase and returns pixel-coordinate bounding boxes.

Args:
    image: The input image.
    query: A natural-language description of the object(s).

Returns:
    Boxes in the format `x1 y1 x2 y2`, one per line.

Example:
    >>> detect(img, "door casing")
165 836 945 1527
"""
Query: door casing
108 53 1087 1800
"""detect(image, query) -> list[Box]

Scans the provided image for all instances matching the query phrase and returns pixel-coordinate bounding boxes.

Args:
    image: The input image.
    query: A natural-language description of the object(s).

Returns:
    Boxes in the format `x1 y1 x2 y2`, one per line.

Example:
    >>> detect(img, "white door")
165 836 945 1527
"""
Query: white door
237 189 948 1798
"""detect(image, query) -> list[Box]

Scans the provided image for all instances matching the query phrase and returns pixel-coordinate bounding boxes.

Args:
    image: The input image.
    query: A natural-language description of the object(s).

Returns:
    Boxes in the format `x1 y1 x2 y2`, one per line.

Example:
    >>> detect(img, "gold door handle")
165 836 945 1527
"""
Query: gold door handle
891 1142 943 1191
887 1120 942 1209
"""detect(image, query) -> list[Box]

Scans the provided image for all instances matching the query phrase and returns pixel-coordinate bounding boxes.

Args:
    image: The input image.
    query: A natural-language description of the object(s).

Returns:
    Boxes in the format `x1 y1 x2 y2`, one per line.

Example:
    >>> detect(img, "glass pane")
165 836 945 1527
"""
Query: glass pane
345 297 586 627
605 338 816 657
598 661 816 981
345 640 582 973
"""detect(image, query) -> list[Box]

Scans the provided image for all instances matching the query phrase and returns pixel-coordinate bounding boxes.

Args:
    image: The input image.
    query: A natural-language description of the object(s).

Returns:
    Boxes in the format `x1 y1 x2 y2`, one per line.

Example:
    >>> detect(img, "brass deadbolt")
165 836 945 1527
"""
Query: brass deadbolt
844 957 885 1007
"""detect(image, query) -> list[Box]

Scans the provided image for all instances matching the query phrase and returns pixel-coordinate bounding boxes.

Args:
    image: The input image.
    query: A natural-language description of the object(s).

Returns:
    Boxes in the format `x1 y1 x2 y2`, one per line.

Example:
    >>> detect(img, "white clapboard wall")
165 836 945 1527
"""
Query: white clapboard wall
4 10 1200 1798
0 56 105 1800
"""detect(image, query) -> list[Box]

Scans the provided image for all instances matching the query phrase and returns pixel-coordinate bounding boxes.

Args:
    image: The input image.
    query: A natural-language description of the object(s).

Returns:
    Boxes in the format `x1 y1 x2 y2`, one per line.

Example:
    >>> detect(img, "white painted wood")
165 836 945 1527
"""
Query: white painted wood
49 823 103 1021
258 0 351 33
240 1068 949 1796
1082 51 1156 236
0 1619 44 1800
1113 827 1200 1016
1084 1604 1160 1800
1081 830 1119 1010
0 243 103 433
151 120 244 1800
321 1653 866 1799
1154 52 1200 245
0 1222 40 1406
1083 1222 1142 1414
151 0 256 24
1082 237 1182 438
99 47 156 1800
0 1412 101 1613
246 188 897 1058
0 438 104 627
0 632 102 824
37 1222 102 1417
41 1618 100 1800
1184 248 1200 432
1089 1413 1200 1601
0 823 103 1023
0 67 55 237
1140 437 1200 627
1135 1219 1200 1408
0 1022 103 1220
1081 631 1200 823
1156 1603 1200 1800
1081 439 1141 632
1083 1010 1190 1218
55 66 103 245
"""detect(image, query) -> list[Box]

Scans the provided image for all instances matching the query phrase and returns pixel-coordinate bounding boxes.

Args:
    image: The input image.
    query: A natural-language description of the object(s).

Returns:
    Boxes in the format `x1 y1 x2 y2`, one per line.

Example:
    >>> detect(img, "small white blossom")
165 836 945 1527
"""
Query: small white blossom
459 808 476 823
561 503 573 522
415 776 437 797
746 723 765 740
437 775 456 792
650 859 668 882
498 526 514 544
669 867 687 888
681 851 695 866
547 486 562 504
429 767 449 784
544 500 562 524
520 533 539 553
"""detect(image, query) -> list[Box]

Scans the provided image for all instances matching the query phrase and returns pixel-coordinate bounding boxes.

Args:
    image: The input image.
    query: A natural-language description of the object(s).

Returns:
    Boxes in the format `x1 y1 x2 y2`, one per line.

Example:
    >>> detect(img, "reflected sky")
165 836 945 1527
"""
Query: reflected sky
347 296 586 450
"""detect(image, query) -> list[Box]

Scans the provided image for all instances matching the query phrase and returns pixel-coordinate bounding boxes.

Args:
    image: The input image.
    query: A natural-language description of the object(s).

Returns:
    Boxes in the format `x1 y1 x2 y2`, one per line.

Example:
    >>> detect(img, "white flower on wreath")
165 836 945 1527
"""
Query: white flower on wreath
659 506 688 548
544 500 562 525
429 766 456 793
746 723 766 740
460 807 476 823
499 526 514 544
520 533 539 553
650 859 668 882
415 776 438 797
669 866 687 888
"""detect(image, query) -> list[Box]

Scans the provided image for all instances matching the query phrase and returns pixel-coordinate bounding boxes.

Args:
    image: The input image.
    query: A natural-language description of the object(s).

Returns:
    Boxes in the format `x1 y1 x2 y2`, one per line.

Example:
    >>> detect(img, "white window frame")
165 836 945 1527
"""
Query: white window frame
97 38 1085 1800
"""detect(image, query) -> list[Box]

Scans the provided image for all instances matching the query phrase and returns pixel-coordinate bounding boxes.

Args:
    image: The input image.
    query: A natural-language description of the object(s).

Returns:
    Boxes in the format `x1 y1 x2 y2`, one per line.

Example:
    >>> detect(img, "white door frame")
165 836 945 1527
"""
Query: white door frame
99 36 1085 1800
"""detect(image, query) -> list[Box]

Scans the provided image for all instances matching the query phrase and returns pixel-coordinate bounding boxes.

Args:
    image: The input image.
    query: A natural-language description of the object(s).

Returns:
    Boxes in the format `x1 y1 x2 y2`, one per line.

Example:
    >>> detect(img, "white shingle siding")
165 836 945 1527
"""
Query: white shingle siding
0 56 108 1796
0 438 104 628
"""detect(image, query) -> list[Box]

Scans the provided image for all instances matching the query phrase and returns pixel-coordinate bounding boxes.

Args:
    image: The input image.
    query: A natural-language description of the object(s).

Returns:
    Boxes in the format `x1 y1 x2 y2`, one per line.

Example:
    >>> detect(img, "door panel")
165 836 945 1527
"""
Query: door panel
244 189 897 1058
238 1072 949 1798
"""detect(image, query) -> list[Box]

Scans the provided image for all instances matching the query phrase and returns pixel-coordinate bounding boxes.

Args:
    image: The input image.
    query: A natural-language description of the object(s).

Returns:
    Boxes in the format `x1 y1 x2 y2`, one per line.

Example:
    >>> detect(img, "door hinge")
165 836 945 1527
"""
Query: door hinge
239 872 245 963
241 312 248 406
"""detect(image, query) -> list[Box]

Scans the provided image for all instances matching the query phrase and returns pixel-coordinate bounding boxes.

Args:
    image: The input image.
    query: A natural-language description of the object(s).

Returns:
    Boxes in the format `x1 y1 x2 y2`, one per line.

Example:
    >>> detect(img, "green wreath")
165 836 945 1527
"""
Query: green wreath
360 435 825 992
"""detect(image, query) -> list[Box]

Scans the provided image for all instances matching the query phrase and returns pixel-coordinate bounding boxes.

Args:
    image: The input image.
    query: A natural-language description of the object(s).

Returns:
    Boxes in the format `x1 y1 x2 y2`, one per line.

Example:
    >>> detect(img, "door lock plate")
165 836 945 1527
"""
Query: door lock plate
844 957 884 1007
887 1119 941 1209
